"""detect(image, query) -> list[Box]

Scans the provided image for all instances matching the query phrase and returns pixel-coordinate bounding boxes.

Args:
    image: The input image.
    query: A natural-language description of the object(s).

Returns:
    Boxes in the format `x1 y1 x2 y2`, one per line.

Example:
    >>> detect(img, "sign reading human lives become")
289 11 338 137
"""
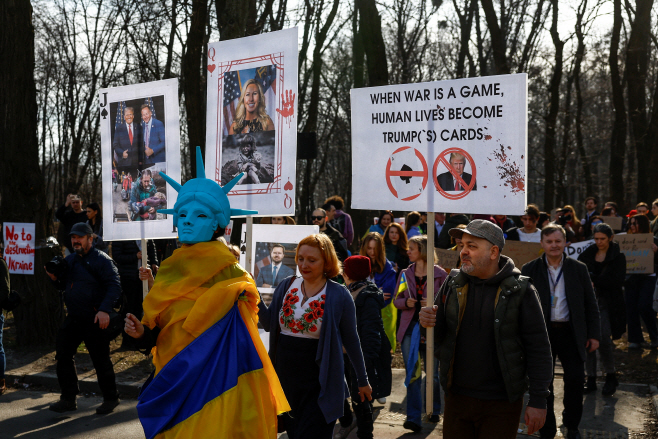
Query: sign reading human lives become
3 223 36 274
351 74 528 215
99 78 181 241
205 28 299 217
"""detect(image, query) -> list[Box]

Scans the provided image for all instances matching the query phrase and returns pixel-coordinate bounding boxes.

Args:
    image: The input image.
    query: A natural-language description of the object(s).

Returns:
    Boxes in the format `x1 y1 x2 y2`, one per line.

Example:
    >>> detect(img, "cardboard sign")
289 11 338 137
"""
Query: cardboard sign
3 223 36 274
501 241 543 268
351 74 527 215
205 28 299 217
99 78 181 241
601 216 623 230
614 233 654 274
435 248 460 271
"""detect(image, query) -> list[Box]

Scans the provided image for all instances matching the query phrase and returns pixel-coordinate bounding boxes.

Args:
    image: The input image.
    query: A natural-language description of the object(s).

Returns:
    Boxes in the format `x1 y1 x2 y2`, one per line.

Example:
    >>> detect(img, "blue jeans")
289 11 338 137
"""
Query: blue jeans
625 275 658 343
0 313 5 379
401 327 441 425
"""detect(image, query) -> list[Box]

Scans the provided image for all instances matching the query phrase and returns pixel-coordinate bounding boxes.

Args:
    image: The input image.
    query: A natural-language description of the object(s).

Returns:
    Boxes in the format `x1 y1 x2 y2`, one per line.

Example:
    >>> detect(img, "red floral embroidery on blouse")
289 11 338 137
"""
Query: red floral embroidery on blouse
280 288 325 335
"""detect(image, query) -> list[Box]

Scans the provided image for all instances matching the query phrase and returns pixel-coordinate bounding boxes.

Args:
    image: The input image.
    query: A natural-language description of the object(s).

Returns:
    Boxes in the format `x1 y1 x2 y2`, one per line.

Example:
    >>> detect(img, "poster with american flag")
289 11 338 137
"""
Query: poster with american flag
205 28 298 217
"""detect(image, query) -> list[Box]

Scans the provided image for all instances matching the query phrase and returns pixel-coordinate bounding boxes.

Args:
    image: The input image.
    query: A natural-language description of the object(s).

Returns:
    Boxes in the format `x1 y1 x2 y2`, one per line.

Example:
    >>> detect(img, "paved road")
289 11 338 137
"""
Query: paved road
0 371 653 438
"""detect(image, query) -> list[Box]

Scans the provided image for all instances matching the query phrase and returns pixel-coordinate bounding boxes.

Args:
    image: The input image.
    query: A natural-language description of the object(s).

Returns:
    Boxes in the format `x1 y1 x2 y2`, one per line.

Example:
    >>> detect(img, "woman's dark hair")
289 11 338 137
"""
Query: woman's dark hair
405 211 421 233
601 207 614 216
211 227 226 241
384 222 408 251
537 212 550 228
324 195 344 210
86 202 101 214
592 223 613 238
380 210 394 223
630 214 651 234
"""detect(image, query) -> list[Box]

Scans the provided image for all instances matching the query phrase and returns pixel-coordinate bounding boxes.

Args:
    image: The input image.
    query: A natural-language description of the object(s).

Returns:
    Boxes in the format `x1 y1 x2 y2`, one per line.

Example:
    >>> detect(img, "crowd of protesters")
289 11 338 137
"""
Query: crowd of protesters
2 193 657 439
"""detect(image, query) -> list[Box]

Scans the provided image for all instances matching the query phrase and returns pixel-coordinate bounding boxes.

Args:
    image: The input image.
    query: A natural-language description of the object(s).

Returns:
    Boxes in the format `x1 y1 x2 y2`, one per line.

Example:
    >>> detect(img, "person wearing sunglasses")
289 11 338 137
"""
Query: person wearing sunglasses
624 214 658 350
311 208 348 262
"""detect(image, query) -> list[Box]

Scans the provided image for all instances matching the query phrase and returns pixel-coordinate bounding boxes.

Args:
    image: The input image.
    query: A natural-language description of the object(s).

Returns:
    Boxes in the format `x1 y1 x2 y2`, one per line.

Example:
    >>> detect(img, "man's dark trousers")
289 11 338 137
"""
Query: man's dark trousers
540 322 585 438
55 316 118 401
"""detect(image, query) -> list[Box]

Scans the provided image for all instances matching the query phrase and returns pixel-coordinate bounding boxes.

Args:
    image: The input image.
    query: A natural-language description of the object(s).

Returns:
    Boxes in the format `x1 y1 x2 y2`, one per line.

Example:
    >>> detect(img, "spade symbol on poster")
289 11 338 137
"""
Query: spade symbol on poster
240 230 247 254
101 108 108 119
400 165 413 184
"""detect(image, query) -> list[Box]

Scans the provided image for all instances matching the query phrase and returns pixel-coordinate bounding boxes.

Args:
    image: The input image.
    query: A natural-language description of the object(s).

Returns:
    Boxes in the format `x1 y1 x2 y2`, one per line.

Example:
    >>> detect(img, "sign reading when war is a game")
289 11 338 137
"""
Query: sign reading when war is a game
351 74 527 215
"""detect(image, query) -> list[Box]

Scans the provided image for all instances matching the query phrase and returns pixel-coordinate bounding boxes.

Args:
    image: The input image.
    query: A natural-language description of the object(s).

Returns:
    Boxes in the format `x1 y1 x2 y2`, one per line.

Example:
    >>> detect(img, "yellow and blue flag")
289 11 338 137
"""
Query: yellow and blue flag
395 272 408 300
137 242 289 439
404 322 422 386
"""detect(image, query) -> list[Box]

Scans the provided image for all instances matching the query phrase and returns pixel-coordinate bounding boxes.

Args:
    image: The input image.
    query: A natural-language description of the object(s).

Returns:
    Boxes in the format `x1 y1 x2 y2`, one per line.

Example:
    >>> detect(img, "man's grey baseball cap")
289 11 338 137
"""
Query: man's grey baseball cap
448 219 505 250
69 222 94 236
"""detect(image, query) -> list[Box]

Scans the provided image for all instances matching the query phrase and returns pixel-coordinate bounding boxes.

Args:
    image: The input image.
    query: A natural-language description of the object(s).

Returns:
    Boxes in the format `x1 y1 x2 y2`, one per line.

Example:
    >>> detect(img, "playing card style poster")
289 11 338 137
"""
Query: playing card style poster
351 74 527 215
239 224 318 300
205 28 298 217
99 79 180 240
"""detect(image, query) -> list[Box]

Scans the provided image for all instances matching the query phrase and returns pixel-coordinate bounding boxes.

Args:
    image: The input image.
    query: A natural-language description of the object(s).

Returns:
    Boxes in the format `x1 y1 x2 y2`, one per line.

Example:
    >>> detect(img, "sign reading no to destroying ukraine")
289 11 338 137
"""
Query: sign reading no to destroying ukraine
351 74 527 215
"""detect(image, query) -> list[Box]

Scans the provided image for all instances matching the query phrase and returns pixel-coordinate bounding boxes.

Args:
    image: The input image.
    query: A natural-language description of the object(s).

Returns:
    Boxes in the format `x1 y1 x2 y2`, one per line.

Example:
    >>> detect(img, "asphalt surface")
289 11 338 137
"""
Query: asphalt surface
0 370 653 438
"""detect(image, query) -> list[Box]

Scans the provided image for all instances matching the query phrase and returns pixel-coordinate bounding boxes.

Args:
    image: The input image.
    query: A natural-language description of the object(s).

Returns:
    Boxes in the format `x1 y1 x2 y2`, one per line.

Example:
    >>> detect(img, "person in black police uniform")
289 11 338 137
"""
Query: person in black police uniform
45 223 122 414
521 224 601 439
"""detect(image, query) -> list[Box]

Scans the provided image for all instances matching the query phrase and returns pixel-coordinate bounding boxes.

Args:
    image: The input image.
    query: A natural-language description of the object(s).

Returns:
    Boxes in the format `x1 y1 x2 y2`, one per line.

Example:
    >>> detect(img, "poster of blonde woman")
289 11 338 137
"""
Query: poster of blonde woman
205 28 298 216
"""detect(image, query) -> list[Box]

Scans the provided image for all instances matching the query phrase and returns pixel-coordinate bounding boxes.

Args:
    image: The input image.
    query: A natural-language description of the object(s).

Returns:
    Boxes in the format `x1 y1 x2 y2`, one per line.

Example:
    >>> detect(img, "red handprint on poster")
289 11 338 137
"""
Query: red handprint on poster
276 90 295 127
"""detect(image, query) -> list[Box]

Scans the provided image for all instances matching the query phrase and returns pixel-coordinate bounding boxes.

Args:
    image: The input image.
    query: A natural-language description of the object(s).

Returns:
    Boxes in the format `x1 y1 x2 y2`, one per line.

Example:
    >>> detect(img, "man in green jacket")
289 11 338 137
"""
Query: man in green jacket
420 220 553 439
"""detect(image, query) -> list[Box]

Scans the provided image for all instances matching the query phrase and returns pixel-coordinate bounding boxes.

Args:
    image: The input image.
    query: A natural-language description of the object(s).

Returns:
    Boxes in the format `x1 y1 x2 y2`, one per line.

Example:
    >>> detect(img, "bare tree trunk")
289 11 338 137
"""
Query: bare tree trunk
454 0 476 78
626 0 654 202
357 0 389 86
573 0 593 197
543 0 563 211
608 0 627 209
480 0 510 74
183 0 208 174
0 0 61 345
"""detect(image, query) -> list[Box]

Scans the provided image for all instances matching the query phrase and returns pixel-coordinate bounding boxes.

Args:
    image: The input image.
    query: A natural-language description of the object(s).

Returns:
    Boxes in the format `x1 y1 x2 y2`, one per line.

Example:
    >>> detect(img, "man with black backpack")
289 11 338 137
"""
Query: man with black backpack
44 222 122 414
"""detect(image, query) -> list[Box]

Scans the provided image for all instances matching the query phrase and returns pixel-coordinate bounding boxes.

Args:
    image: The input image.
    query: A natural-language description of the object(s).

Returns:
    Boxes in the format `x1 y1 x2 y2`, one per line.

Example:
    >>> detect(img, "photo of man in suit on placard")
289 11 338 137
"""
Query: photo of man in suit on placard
141 104 166 165
437 152 477 191
112 107 141 170
256 244 295 288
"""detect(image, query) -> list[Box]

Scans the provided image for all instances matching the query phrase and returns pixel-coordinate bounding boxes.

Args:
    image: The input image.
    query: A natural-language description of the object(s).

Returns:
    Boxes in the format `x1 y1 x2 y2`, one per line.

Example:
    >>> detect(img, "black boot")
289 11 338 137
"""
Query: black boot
583 376 597 394
601 373 618 396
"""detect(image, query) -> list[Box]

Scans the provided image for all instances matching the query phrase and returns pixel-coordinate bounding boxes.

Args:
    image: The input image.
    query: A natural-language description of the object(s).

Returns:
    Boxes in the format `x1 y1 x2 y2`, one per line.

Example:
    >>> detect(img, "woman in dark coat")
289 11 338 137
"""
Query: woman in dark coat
624 214 658 349
578 223 626 396
337 256 392 439
258 234 372 439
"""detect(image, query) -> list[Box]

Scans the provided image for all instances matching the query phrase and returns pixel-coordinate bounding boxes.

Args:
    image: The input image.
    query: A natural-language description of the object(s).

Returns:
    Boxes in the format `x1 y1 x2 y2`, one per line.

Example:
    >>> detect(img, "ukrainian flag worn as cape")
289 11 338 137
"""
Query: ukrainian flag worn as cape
136 242 289 439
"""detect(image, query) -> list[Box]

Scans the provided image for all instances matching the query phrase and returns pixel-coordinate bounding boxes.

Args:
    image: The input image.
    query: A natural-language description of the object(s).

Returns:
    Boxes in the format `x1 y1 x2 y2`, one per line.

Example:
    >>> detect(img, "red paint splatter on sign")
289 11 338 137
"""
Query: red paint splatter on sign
490 144 525 194
484 135 492 140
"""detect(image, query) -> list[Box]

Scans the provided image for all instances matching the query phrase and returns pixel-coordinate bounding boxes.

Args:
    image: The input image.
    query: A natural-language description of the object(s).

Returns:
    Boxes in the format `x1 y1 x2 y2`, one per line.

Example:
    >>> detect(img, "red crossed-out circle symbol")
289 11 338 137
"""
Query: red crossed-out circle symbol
433 147 477 200
385 146 428 201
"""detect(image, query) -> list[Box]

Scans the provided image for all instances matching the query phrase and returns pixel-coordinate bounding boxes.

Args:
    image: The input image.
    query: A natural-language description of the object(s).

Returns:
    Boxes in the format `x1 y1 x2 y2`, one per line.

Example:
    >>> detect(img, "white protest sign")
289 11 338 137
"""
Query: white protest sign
239 224 319 300
3 223 36 274
99 79 181 241
205 28 298 217
565 239 595 259
351 74 527 215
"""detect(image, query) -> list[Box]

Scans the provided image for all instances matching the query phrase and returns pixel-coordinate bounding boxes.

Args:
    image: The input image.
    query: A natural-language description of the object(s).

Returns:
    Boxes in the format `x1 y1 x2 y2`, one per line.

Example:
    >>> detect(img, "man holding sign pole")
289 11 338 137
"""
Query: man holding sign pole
419 220 552 438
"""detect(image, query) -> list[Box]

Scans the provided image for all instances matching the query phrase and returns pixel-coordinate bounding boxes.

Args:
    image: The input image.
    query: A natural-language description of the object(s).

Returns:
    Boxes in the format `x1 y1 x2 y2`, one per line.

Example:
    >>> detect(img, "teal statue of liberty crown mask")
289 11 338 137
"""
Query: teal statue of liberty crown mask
158 146 257 243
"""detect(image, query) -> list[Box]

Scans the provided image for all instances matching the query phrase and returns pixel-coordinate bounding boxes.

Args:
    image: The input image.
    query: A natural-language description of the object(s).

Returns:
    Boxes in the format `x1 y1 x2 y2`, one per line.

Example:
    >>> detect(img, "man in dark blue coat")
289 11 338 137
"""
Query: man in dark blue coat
140 104 166 165
45 223 122 415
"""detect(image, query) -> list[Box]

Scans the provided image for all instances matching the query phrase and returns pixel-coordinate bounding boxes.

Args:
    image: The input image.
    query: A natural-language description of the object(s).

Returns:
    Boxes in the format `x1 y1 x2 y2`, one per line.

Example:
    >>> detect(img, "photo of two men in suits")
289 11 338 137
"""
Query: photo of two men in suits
255 243 296 288
113 102 166 171
437 152 477 192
